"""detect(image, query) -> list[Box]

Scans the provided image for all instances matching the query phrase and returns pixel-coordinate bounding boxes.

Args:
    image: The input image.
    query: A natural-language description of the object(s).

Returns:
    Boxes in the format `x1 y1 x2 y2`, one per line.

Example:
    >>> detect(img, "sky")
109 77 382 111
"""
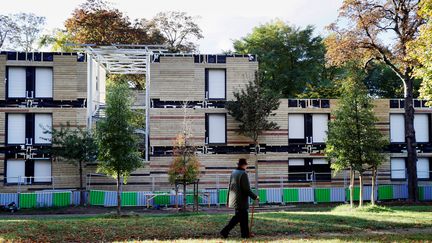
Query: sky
2 0 344 53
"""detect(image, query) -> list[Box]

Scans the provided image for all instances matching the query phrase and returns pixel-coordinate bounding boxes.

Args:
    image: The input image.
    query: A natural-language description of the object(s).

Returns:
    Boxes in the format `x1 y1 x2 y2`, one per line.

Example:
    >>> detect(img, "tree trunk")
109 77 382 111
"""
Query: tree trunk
371 167 376 206
359 171 363 208
79 160 84 206
183 182 187 212
349 168 354 208
116 174 121 216
254 141 259 193
404 78 418 201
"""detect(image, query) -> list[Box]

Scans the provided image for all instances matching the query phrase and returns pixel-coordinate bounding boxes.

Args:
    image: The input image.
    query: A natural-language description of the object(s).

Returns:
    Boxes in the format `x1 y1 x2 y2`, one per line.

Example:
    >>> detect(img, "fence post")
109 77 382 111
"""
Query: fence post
312 172 317 204
280 175 284 204
343 170 347 203
216 174 220 207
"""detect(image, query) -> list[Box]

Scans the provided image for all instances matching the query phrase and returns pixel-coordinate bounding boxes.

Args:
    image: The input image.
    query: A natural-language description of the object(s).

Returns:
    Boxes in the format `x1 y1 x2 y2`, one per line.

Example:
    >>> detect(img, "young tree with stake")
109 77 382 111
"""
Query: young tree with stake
96 83 142 215
226 72 280 191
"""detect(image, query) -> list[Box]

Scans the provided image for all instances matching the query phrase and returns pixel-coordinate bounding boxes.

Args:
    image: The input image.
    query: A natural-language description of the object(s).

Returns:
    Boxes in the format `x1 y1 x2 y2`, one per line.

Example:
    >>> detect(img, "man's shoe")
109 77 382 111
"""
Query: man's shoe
220 231 228 239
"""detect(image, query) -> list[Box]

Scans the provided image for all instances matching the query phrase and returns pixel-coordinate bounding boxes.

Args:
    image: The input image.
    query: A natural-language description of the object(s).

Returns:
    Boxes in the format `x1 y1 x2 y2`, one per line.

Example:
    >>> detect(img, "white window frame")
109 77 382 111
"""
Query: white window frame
414 114 429 143
390 114 405 143
7 67 27 98
417 158 430 179
35 67 53 98
207 113 226 144
312 114 328 143
289 159 305 166
34 159 52 183
289 114 305 139
312 158 328 165
34 114 52 144
206 69 226 100
391 158 406 179
7 113 26 145
6 159 25 183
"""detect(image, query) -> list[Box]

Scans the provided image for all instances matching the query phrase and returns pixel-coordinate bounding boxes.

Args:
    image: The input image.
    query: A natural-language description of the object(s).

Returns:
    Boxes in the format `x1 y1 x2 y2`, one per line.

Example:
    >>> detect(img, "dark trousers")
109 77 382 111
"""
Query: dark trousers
221 209 249 238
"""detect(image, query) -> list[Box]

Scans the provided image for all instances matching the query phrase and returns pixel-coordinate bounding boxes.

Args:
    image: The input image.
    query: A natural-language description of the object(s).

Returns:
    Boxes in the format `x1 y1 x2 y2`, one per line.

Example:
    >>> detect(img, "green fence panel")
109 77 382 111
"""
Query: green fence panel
121 192 138 206
19 193 37 209
258 189 267 203
283 188 299 202
53 192 71 207
315 188 331 203
89 190 105 206
219 189 228 204
154 192 170 205
345 187 361 201
378 185 393 200
419 186 425 201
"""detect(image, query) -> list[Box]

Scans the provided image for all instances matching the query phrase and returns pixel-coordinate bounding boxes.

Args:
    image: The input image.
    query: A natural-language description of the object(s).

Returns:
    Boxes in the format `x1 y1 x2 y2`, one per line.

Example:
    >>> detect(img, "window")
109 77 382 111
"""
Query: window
7 114 26 144
6 160 25 183
206 113 226 144
7 67 53 99
34 114 52 144
288 158 331 182
390 114 430 143
206 69 226 100
417 158 430 179
7 113 52 145
288 114 305 140
390 114 405 143
414 114 429 143
35 68 53 98
34 159 52 182
288 114 329 144
7 67 27 98
391 158 406 179
312 114 328 143
288 159 304 166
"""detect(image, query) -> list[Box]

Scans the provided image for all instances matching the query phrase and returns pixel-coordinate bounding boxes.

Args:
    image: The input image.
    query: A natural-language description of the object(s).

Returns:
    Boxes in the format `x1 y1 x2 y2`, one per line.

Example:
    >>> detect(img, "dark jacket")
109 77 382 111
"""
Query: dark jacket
227 168 257 210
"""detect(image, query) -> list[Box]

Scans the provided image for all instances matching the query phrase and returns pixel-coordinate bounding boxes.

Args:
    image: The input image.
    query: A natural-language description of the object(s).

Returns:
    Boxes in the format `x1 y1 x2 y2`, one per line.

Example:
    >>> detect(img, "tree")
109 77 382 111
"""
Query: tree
64 0 165 45
0 15 16 49
48 124 98 205
226 72 280 191
149 11 203 52
7 13 46 52
39 29 75 52
96 83 142 215
326 0 425 201
326 70 387 208
233 20 326 97
168 103 201 211
168 134 200 211
410 0 432 105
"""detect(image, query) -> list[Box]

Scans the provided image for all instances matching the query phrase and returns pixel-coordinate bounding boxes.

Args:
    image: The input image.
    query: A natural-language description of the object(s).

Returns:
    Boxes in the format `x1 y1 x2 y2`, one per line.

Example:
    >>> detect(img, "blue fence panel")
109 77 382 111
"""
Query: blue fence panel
423 186 432 201
392 184 408 199
0 193 18 206
202 189 218 205
298 188 314 202
72 191 81 206
36 192 53 207
330 188 345 202
104 191 118 207
266 188 282 203
171 193 183 206
137 191 153 206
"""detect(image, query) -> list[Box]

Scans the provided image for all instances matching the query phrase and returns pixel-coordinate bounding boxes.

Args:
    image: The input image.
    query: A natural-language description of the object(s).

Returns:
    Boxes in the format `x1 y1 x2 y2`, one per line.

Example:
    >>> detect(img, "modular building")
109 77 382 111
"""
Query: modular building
0 50 431 200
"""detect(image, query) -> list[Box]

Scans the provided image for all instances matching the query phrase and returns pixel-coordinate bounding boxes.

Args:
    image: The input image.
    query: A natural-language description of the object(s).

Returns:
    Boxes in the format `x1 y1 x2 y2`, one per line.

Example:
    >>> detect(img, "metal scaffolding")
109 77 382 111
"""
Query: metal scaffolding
84 44 168 162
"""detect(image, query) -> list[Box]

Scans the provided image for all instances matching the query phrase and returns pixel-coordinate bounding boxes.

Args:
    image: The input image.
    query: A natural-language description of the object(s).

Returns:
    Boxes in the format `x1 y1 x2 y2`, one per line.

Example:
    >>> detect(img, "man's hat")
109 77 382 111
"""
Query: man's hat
238 158 248 166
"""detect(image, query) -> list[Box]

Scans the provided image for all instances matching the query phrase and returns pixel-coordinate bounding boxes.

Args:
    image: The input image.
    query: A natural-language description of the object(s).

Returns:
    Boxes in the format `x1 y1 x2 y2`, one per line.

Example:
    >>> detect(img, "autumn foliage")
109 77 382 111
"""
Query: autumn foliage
168 133 200 185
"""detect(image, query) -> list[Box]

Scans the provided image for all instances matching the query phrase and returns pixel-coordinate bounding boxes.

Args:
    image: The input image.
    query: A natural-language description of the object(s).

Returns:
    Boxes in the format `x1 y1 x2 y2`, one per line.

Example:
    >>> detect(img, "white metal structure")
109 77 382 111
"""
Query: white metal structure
84 45 168 161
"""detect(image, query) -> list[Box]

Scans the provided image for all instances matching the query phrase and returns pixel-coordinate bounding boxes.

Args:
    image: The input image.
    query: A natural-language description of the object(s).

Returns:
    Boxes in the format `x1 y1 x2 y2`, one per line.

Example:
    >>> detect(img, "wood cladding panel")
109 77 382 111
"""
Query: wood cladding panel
53 56 86 100
0 55 6 100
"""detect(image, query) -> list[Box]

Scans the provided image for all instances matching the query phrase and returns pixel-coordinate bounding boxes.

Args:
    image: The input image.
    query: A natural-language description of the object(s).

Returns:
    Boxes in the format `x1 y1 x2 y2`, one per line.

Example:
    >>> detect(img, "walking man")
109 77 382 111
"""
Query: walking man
220 158 259 238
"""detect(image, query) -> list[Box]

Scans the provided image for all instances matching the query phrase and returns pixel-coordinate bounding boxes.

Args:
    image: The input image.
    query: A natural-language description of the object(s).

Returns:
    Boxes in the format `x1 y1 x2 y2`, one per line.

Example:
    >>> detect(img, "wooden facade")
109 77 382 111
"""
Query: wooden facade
1 52 431 193
0 52 88 192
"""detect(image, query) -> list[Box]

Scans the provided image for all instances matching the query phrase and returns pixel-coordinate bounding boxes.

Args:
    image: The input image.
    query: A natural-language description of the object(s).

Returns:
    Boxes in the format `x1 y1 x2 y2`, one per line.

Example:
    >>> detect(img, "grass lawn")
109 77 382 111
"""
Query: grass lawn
1 205 432 242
